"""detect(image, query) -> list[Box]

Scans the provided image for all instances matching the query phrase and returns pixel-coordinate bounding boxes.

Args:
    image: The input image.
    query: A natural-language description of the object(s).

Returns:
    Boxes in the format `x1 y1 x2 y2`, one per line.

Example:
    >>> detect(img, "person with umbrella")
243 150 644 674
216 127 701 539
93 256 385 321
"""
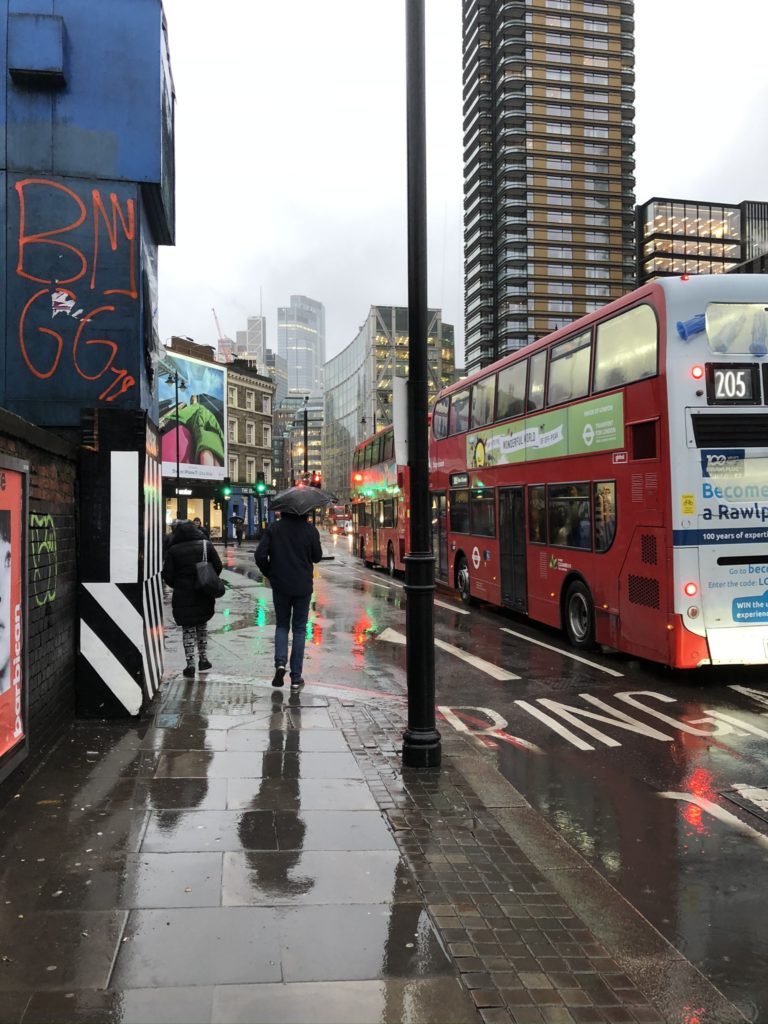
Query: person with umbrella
254 486 331 689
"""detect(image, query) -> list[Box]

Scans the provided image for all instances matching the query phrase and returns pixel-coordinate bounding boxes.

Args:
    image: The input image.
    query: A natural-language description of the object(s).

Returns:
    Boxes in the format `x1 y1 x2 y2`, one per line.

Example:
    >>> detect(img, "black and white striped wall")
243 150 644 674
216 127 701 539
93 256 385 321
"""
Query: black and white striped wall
77 410 165 716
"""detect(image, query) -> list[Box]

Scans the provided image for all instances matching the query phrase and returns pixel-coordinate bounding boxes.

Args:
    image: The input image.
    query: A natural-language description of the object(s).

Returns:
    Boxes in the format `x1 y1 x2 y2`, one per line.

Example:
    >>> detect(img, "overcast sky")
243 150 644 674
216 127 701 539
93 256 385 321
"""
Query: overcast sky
158 0 768 368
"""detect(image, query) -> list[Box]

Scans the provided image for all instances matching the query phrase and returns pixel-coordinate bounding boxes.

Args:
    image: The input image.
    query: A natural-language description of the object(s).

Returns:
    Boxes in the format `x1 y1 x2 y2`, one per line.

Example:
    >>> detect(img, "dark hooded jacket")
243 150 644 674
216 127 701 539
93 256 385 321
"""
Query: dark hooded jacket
162 520 223 627
255 514 322 597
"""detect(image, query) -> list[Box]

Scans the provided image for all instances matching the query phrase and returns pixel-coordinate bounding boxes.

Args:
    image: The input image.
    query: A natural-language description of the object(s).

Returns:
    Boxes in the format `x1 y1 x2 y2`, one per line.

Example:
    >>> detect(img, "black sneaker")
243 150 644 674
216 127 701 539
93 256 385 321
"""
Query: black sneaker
271 665 286 688
182 665 195 679
290 677 305 690
198 658 212 671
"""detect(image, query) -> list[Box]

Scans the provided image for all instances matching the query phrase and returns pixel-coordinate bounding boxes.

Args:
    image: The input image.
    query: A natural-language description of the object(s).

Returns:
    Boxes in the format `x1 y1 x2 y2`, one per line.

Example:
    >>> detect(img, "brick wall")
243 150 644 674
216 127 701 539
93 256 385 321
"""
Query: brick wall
0 409 78 796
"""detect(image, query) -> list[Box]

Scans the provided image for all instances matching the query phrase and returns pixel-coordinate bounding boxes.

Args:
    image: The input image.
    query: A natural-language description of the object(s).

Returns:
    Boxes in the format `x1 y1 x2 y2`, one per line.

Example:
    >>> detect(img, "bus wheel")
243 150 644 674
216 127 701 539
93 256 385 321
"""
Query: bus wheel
457 556 471 604
387 544 395 577
564 581 595 649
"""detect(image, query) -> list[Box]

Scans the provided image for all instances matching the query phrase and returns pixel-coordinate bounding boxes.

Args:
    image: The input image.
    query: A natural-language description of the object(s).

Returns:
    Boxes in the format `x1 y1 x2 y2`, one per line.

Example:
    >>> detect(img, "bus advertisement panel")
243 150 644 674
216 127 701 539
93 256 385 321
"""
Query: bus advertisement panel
0 462 26 772
429 274 768 669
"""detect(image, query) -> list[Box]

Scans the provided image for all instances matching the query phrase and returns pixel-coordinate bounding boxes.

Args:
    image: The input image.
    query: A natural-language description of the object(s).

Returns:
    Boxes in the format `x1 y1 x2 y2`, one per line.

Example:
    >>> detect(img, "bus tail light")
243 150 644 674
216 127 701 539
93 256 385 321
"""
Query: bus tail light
690 365 704 381
683 581 698 598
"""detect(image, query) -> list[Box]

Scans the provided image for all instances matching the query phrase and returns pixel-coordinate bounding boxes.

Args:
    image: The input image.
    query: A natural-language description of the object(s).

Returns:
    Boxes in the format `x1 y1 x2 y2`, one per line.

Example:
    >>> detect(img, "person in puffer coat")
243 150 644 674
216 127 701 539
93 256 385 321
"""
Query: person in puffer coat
162 520 223 678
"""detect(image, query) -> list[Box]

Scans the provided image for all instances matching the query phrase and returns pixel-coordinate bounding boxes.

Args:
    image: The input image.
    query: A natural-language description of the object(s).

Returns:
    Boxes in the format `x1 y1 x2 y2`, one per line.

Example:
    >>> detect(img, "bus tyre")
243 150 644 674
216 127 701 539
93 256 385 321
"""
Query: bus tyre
457 555 471 604
564 580 595 650
387 544 395 577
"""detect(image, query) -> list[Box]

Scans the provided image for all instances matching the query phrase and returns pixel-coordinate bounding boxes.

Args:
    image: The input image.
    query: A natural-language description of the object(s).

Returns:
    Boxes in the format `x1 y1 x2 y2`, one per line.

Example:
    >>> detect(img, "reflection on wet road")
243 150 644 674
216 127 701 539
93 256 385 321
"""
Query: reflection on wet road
298 539 768 1023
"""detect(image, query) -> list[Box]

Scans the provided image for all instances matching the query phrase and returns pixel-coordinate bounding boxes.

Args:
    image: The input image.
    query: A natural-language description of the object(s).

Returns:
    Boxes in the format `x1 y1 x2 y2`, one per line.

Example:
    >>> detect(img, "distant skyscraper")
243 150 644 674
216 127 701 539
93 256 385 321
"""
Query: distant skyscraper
265 348 288 406
235 330 248 355
246 315 267 368
462 0 636 373
277 295 325 393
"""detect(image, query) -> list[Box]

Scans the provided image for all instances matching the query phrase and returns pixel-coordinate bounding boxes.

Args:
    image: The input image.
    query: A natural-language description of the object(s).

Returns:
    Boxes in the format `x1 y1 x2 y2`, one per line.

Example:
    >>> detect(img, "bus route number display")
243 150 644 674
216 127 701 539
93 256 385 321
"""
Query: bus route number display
707 364 760 405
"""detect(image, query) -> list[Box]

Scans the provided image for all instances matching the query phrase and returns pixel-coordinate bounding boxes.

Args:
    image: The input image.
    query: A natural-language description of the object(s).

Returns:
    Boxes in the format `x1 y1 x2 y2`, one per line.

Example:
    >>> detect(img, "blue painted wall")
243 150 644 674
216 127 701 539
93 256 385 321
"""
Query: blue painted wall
1 0 174 427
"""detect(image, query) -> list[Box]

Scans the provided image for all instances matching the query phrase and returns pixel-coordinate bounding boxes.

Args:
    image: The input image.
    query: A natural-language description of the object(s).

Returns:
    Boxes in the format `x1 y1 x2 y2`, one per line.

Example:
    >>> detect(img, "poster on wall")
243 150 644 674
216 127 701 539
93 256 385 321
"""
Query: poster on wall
0 462 26 771
158 352 227 481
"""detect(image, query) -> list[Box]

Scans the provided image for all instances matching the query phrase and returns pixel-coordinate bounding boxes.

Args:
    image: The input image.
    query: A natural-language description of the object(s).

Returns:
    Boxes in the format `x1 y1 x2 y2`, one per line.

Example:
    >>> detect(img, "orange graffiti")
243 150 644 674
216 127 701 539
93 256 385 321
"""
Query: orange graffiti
15 179 88 284
18 288 68 379
91 190 137 298
72 305 118 380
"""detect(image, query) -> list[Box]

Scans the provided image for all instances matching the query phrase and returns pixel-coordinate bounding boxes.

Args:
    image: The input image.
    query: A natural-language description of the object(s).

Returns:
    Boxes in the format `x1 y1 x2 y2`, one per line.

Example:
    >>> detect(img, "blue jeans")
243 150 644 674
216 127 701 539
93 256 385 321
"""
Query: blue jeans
272 590 311 681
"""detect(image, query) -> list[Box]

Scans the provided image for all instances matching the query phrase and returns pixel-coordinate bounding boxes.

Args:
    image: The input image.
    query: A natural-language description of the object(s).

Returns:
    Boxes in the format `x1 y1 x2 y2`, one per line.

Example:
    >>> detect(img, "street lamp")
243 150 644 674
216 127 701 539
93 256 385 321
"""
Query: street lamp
165 369 188 509
303 395 309 479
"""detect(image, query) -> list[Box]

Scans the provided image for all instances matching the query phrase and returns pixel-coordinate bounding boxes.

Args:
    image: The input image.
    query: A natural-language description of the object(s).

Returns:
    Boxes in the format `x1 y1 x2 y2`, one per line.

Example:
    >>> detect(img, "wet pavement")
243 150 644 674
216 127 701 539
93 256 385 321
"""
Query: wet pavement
0 534 757 1023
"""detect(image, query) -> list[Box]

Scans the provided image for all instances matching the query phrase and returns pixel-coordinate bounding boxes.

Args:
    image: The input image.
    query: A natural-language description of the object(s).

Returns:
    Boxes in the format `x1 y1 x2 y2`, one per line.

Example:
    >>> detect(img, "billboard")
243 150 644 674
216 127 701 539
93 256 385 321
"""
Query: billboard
0 463 26 769
158 352 227 481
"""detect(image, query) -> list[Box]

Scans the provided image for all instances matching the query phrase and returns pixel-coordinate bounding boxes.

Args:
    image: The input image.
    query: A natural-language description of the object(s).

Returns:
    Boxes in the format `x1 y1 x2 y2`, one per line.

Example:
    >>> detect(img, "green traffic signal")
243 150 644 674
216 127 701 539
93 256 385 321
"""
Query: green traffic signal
256 481 266 495
222 475 232 499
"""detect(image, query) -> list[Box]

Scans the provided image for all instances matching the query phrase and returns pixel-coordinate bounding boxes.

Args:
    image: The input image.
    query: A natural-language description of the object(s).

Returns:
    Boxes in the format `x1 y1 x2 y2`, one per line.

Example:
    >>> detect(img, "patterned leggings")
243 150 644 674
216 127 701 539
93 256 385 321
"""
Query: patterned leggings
182 624 208 666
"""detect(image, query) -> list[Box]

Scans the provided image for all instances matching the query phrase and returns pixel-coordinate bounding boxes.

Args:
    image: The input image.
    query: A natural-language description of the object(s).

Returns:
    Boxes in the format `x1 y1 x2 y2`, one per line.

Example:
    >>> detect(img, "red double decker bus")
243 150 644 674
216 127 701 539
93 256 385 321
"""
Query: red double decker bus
351 424 409 576
430 275 768 668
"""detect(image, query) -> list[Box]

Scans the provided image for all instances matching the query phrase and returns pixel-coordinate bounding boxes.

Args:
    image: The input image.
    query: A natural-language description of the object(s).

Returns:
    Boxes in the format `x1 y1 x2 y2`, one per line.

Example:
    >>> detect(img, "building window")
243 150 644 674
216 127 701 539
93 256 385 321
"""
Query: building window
262 395 271 415
229 456 239 481
246 457 256 484
228 385 238 407
263 424 271 447
545 68 571 81
584 72 609 85
262 459 272 481
229 420 238 443
246 420 255 445
245 390 255 411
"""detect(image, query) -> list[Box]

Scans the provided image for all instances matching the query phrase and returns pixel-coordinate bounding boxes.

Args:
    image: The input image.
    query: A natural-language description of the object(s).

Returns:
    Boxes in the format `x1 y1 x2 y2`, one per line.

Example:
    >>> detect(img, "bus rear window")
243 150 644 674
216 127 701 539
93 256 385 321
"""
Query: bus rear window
705 303 768 355
449 390 470 434
593 304 657 392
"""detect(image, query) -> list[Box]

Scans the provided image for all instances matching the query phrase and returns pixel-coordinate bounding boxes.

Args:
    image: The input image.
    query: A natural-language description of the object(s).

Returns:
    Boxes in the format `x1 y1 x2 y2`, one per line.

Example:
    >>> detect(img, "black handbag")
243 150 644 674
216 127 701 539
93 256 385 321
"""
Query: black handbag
195 541 225 598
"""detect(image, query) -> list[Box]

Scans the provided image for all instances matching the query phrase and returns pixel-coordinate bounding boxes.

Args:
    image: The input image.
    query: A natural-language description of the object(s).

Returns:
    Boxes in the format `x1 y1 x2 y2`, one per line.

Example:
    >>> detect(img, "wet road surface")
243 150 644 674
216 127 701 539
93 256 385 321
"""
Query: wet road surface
314 535 768 1023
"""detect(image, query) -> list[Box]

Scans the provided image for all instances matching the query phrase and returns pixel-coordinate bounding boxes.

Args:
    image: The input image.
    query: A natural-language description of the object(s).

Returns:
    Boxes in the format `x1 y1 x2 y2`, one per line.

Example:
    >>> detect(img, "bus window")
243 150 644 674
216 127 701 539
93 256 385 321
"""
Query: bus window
705 303 768 355
433 397 450 438
449 389 470 434
364 444 372 469
548 483 592 549
449 489 470 533
382 430 394 462
470 488 495 537
496 361 527 421
471 376 496 428
594 481 616 552
381 499 396 528
548 330 591 406
353 450 360 471
593 304 658 393
527 351 547 412
371 436 381 465
528 486 546 543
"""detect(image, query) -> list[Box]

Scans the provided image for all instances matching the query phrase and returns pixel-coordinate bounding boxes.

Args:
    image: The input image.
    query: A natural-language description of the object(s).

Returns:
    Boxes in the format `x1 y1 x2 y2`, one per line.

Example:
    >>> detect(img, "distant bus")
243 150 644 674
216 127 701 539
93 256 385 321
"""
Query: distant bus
351 424 409 576
327 505 352 535
429 275 768 668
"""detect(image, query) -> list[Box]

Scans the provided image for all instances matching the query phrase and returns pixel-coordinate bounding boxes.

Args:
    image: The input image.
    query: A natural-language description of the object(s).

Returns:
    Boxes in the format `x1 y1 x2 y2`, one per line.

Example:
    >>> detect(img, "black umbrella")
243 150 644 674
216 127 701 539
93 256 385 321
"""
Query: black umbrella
229 515 244 523
270 486 335 517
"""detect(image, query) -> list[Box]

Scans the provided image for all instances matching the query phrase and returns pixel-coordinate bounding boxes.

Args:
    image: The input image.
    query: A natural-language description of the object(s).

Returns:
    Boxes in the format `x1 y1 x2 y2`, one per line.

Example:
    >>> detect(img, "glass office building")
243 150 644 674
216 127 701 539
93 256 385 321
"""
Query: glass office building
636 197 768 283
323 306 455 500
463 0 636 373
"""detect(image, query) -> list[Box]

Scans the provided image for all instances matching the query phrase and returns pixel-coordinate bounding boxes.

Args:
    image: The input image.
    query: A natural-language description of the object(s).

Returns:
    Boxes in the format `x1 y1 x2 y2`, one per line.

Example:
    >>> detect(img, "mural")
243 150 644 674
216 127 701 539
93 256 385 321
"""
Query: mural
0 467 24 762
158 352 226 481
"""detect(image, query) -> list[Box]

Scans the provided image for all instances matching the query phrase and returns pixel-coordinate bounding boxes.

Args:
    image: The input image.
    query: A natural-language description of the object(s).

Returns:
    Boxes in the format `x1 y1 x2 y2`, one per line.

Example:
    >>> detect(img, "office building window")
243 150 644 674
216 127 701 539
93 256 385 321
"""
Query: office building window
545 68 571 81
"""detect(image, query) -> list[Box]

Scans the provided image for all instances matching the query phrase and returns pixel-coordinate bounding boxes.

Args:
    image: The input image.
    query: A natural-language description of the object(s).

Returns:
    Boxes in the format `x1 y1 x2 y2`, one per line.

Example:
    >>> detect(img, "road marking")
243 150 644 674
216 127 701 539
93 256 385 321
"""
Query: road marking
378 627 520 681
500 627 623 677
334 568 470 615
659 791 768 849
733 784 768 813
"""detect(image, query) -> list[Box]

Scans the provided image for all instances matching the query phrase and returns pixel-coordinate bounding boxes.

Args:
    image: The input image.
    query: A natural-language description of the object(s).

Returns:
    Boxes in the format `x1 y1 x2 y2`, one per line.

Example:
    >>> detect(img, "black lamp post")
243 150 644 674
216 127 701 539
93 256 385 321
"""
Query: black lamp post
303 395 309 479
402 0 440 768
165 369 188 512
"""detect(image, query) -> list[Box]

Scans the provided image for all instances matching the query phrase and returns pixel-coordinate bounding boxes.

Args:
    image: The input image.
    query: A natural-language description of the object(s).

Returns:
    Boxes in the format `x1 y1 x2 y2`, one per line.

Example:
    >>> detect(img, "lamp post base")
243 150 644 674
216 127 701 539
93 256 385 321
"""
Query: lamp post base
402 727 442 768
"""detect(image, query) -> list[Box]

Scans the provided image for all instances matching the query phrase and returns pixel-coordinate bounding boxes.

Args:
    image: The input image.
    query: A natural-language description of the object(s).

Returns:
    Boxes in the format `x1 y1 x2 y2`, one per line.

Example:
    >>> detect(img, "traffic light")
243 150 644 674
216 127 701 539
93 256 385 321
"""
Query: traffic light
310 470 322 488
222 477 232 500
255 471 266 495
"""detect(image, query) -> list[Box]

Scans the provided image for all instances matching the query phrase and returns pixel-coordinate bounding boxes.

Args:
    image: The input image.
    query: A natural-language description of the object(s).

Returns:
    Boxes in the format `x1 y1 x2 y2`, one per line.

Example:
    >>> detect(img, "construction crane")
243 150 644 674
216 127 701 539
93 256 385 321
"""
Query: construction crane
212 307 234 359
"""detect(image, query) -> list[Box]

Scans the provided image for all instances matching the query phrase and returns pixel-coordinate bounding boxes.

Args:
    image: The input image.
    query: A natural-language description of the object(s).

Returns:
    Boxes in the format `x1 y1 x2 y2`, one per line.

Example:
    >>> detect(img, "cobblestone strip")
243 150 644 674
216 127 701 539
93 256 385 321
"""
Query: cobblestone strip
331 699 666 1024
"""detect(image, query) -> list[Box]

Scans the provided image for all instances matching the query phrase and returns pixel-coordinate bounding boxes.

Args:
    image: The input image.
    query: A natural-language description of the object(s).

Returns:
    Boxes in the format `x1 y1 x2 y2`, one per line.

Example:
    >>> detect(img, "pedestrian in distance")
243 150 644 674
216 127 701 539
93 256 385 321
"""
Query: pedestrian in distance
192 516 209 538
162 519 223 678
255 511 322 689
235 520 245 546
